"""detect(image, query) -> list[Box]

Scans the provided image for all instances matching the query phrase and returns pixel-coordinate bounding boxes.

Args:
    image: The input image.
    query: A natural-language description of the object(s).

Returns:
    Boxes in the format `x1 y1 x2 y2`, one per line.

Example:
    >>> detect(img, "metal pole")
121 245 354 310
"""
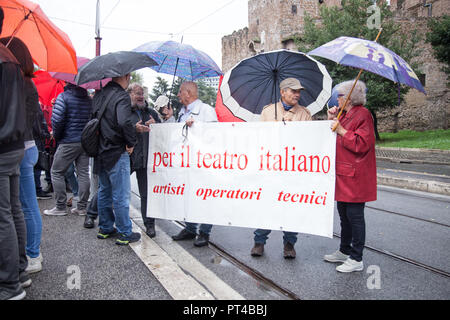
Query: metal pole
95 0 101 56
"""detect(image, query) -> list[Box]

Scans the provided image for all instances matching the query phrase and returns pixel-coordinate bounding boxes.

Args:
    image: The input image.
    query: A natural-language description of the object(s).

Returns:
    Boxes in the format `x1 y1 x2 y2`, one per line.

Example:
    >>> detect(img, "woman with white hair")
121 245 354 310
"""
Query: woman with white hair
324 79 377 273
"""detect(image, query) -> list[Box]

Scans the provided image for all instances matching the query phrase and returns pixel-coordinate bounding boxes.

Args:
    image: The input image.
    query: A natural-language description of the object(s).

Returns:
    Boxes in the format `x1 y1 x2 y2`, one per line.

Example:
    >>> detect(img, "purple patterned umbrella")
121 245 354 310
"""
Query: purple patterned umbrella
133 40 222 80
49 56 111 90
308 36 426 94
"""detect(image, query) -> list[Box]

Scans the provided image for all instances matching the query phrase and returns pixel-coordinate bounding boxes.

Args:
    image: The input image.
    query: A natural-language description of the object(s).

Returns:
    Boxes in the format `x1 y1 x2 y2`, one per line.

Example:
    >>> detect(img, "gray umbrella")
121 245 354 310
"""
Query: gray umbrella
75 51 158 85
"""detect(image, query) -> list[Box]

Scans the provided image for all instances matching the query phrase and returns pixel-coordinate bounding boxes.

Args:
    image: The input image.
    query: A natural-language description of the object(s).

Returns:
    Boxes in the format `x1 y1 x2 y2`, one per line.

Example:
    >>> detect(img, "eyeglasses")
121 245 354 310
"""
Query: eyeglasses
338 94 345 97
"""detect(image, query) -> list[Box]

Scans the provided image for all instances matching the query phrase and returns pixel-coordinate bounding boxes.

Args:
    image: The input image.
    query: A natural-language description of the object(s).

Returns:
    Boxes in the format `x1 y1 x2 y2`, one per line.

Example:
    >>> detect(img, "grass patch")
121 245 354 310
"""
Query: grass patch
377 129 450 150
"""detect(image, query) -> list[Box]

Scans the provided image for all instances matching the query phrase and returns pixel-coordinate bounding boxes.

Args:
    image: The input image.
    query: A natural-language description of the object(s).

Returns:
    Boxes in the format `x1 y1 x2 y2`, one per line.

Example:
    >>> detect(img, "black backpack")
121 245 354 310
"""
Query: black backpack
81 92 114 157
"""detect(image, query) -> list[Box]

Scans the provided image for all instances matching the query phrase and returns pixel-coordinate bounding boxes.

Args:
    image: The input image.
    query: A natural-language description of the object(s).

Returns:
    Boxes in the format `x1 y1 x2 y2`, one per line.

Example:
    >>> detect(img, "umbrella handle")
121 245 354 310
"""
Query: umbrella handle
332 68 363 131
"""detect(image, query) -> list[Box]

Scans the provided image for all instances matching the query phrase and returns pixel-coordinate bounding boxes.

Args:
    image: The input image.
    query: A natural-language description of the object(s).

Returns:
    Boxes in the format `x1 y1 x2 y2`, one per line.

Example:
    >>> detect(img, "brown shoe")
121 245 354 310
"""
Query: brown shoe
66 196 73 207
283 242 296 259
251 243 264 257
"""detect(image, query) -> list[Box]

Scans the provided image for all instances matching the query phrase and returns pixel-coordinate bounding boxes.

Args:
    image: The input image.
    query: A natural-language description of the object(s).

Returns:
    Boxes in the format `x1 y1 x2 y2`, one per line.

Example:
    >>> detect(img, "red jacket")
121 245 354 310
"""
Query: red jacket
335 105 377 203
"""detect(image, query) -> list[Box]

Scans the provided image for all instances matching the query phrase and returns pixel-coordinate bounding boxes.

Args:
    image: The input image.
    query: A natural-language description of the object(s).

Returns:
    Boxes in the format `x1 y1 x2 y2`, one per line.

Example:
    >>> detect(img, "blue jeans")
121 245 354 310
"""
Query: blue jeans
337 201 366 262
185 222 212 236
97 153 132 236
19 146 42 258
254 229 298 245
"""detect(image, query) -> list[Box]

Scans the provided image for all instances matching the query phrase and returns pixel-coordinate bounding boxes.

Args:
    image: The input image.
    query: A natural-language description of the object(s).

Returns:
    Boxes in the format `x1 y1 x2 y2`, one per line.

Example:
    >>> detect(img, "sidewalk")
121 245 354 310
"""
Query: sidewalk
376 147 450 196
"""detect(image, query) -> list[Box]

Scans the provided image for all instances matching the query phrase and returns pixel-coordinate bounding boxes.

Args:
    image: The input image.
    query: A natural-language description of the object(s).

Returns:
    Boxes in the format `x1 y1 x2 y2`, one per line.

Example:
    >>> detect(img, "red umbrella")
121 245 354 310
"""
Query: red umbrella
0 0 77 73
32 69 64 108
215 75 244 122
49 56 111 90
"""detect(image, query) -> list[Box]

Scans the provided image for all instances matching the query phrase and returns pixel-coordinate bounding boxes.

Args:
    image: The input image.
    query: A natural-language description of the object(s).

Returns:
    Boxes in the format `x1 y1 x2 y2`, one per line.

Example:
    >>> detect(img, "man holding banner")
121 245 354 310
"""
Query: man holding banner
251 78 312 259
171 81 218 247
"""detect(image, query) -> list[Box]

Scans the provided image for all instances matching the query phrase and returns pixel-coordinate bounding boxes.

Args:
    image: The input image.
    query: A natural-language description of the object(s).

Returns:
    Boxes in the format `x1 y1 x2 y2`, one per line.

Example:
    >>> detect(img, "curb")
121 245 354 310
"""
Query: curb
376 146 450 154
376 156 448 165
377 174 450 196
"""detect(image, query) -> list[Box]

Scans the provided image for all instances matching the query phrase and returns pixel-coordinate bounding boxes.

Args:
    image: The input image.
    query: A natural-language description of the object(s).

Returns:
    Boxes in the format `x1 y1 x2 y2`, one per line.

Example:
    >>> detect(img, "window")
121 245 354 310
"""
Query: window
292 5 297 14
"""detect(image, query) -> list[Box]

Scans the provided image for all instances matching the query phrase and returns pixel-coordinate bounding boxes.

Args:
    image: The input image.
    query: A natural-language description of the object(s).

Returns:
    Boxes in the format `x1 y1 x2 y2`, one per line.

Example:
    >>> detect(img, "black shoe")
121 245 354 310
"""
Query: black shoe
194 232 210 247
36 189 52 200
84 216 95 229
116 232 141 245
145 225 156 238
97 228 118 239
19 271 32 288
0 285 26 300
172 228 196 241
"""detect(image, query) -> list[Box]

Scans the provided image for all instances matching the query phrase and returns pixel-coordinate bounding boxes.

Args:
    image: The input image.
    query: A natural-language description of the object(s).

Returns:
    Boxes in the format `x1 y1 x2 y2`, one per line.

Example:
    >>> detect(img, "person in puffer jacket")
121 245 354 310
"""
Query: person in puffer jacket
44 84 92 217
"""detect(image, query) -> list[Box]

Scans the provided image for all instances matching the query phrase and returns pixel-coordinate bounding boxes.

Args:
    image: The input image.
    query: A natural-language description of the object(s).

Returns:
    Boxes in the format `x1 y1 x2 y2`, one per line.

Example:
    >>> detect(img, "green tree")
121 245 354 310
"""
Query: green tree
297 0 423 139
130 71 143 85
168 78 184 119
426 15 450 83
197 80 218 107
148 76 170 107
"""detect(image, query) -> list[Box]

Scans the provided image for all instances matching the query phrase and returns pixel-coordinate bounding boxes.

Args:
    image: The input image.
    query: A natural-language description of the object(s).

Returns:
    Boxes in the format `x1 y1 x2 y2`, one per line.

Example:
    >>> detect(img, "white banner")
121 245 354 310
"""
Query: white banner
147 121 336 238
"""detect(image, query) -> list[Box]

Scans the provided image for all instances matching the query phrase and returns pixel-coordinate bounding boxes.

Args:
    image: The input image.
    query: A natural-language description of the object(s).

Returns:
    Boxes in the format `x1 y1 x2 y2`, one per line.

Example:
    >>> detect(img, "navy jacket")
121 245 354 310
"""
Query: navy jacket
51 84 92 144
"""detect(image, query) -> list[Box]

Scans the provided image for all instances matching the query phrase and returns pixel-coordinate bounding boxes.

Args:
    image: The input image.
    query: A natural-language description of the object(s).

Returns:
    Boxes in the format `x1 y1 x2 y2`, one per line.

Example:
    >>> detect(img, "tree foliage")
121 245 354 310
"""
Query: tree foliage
426 15 450 81
129 71 143 85
148 76 170 108
297 0 423 115
197 79 218 107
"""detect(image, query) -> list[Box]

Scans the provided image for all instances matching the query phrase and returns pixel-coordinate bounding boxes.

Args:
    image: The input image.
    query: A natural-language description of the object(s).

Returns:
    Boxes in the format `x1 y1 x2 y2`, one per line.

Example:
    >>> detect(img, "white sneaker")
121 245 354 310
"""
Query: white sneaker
324 250 349 263
71 208 87 216
44 207 67 216
26 256 42 274
336 258 364 273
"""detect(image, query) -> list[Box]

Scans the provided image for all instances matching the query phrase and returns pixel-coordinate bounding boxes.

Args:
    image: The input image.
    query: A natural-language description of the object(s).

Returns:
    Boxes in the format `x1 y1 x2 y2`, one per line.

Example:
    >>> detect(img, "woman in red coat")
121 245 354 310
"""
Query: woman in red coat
324 79 377 273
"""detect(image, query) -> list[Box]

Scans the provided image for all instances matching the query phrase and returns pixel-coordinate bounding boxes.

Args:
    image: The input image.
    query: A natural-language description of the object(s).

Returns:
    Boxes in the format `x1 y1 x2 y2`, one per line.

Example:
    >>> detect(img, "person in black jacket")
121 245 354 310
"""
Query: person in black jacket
127 83 161 237
0 36 45 276
92 75 141 245
32 105 52 200
0 11 28 299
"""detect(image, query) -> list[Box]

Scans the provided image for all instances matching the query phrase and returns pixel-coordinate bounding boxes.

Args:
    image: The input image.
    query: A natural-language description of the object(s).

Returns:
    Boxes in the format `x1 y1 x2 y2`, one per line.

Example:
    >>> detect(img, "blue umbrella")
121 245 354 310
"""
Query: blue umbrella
133 40 222 81
308 36 426 94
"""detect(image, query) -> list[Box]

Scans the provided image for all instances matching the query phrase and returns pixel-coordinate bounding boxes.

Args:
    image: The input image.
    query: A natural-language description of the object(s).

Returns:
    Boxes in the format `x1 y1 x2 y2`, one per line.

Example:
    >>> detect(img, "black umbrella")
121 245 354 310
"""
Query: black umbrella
75 51 158 85
219 50 332 121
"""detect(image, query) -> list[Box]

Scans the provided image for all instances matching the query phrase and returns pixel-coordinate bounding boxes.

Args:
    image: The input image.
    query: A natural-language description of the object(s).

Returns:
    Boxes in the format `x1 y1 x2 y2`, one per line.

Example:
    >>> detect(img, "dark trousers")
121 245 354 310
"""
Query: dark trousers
337 201 366 262
135 168 154 230
0 149 27 290
33 168 51 192
87 190 98 219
